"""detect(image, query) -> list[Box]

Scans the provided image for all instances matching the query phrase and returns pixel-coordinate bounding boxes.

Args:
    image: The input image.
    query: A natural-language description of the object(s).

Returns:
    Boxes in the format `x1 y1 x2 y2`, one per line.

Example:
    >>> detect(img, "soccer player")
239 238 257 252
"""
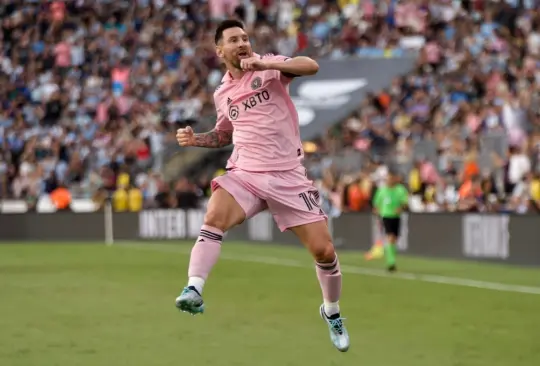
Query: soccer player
372 169 408 272
174 19 349 352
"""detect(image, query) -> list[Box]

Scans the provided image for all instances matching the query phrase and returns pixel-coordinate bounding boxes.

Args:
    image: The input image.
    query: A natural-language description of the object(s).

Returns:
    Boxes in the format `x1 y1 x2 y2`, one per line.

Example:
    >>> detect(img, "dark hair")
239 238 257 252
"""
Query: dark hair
215 19 245 44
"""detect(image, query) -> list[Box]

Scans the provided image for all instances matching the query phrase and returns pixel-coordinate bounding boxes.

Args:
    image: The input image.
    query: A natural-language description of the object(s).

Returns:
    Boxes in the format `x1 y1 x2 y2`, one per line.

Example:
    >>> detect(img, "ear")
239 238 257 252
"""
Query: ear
216 45 224 59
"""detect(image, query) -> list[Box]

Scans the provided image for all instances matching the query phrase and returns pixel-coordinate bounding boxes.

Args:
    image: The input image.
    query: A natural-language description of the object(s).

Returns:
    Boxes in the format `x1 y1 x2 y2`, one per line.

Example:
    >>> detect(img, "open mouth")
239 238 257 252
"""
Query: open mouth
237 51 250 59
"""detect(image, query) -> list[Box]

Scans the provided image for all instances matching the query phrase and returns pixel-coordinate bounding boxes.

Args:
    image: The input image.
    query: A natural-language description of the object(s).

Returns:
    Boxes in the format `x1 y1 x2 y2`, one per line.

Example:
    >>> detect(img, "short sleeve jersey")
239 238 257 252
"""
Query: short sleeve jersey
373 184 409 218
213 54 303 172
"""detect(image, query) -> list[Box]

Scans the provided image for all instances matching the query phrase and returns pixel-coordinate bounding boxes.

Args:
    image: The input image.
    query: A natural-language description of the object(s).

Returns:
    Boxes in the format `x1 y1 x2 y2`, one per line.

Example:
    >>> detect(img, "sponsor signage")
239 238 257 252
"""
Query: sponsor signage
3 211 539 267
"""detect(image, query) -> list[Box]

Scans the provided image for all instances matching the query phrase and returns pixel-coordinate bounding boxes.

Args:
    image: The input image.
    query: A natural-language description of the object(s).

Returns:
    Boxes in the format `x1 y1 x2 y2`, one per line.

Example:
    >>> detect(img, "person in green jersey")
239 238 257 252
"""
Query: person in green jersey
372 169 408 272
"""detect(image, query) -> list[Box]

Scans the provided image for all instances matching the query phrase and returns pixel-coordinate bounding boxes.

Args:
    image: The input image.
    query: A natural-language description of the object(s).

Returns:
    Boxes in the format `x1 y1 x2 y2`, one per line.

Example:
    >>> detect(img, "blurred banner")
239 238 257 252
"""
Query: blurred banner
2 211 540 266
289 57 416 141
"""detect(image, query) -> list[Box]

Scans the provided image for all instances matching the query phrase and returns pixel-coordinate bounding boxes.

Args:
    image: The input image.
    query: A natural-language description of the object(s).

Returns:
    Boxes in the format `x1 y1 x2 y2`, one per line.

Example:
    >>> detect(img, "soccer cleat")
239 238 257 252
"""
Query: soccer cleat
320 304 350 352
387 264 397 273
175 286 205 315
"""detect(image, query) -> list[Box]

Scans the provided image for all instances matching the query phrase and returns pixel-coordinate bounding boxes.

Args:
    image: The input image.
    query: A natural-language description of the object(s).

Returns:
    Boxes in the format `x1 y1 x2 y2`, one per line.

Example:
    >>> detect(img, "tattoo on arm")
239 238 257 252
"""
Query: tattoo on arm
193 129 233 148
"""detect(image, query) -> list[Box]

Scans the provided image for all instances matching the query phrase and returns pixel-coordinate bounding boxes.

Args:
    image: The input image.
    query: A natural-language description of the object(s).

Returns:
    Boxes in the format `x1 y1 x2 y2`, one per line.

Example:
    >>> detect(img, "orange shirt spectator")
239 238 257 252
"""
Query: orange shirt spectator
347 184 364 211
462 158 480 182
458 179 482 200
378 92 391 110
50 187 71 210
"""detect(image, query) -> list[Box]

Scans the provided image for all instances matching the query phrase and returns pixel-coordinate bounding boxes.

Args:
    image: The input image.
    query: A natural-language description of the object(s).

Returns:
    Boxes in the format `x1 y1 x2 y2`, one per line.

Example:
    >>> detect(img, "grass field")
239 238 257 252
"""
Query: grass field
1 241 540 366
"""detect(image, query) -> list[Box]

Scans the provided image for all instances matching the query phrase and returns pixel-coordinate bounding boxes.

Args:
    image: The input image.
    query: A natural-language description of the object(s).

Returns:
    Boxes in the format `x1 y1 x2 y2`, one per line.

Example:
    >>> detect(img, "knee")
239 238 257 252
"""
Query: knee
203 209 229 232
311 240 336 264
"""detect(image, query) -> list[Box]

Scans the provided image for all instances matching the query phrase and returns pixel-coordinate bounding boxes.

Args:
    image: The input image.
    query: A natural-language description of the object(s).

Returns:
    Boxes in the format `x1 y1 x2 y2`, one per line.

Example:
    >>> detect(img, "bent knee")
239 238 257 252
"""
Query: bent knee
311 241 336 263
203 210 230 232
204 207 245 232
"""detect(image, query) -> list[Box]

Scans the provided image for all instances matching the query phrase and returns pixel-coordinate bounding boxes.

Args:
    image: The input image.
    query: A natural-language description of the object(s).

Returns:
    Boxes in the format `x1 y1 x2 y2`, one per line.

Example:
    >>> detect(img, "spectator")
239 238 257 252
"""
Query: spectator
175 177 200 210
457 175 483 212
49 183 71 212
302 0 540 214
112 183 128 212
127 184 143 212
2 0 540 216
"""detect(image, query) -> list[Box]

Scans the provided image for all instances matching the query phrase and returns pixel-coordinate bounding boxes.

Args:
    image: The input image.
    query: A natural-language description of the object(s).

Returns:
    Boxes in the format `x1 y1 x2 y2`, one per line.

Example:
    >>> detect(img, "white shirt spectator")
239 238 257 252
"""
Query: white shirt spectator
71 43 85 66
20 161 35 178
527 31 540 56
371 165 389 187
508 153 531 184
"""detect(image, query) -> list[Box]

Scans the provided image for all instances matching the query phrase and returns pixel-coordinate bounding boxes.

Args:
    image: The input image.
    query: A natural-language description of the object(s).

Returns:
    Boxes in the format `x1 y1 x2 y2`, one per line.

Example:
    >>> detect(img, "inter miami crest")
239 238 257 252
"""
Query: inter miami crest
251 77 262 90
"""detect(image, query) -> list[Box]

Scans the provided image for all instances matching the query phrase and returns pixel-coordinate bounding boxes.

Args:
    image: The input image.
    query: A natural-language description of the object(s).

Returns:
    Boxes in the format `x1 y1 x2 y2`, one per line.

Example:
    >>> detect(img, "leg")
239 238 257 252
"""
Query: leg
265 167 349 351
289 220 349 352
365 216 385 260
385 233 398 271
289 221 341 313
382 218 400 272
176 172 266 315
187 187 247 291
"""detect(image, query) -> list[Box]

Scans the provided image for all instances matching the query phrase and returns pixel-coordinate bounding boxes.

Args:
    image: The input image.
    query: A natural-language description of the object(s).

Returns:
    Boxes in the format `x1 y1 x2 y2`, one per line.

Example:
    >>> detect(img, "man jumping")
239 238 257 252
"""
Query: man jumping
174 19 349 352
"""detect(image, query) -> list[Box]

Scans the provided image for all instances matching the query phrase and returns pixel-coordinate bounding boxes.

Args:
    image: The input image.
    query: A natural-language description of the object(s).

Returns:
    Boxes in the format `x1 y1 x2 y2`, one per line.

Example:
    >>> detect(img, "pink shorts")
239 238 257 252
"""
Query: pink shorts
211 166 327 232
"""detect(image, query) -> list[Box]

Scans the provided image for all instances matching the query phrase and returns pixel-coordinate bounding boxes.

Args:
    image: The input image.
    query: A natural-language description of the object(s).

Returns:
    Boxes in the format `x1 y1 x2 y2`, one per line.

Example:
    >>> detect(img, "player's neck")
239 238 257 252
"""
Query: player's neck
227 67 246 80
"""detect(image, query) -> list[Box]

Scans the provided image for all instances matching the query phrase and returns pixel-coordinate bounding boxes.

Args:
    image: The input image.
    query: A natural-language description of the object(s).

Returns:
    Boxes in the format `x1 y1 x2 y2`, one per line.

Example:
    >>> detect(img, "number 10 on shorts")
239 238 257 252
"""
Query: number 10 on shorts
299 191 324 215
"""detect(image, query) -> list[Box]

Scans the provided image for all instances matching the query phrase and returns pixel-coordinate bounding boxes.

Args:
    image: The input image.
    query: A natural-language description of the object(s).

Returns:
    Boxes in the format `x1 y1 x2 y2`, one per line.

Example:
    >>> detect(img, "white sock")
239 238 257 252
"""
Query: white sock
324 300 340 317
188 277 205 295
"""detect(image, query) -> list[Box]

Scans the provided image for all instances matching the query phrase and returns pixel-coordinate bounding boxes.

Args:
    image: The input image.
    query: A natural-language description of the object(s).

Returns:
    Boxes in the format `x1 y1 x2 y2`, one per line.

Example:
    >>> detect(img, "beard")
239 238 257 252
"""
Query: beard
227 49 251 70
230 58 242 70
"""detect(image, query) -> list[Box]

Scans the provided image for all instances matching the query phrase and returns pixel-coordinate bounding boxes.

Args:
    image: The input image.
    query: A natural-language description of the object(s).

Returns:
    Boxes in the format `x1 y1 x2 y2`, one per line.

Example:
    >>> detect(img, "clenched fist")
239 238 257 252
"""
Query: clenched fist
240 57 269 71
176 126 195 146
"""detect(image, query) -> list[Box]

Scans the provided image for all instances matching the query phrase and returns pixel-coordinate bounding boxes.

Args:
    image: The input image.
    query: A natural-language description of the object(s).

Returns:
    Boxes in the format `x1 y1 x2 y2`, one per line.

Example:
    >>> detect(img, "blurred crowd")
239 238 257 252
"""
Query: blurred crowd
1 0 539 214
0 0 313 210
305 0 540 214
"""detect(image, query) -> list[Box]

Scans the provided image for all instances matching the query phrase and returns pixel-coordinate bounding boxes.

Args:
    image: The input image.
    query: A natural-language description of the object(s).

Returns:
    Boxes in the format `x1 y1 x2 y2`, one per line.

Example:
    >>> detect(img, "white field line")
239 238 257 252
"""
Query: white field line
117 243 540 295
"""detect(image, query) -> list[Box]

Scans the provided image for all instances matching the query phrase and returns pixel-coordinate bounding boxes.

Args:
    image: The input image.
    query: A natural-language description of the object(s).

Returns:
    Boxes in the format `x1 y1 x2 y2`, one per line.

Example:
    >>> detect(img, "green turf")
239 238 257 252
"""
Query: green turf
1 241 539 366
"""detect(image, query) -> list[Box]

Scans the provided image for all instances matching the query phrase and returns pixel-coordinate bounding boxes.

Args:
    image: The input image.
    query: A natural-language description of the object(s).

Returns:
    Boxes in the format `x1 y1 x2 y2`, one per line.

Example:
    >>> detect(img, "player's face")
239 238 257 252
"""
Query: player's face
216 27 253 70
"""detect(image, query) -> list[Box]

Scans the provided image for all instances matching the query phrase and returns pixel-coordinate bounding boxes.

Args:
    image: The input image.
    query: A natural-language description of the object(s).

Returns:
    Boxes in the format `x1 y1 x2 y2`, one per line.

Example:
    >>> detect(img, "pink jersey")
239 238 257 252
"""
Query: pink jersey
213 54 303 172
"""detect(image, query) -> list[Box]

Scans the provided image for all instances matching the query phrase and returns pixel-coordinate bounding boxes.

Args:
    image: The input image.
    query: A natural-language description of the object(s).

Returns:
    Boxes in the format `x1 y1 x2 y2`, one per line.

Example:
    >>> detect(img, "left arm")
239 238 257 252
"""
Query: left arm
264 56 319 77
400 185 409 212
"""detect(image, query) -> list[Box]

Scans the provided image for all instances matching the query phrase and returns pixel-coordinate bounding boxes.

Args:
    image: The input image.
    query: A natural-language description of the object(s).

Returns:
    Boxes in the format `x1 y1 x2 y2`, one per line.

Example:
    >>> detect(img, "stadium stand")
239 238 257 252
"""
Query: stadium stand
0 0 539 214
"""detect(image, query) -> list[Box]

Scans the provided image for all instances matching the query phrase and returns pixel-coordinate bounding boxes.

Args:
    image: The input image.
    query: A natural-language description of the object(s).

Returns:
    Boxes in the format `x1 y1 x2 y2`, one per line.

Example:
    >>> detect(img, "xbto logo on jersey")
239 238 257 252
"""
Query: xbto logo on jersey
243 90 270 111
228 89 271 119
